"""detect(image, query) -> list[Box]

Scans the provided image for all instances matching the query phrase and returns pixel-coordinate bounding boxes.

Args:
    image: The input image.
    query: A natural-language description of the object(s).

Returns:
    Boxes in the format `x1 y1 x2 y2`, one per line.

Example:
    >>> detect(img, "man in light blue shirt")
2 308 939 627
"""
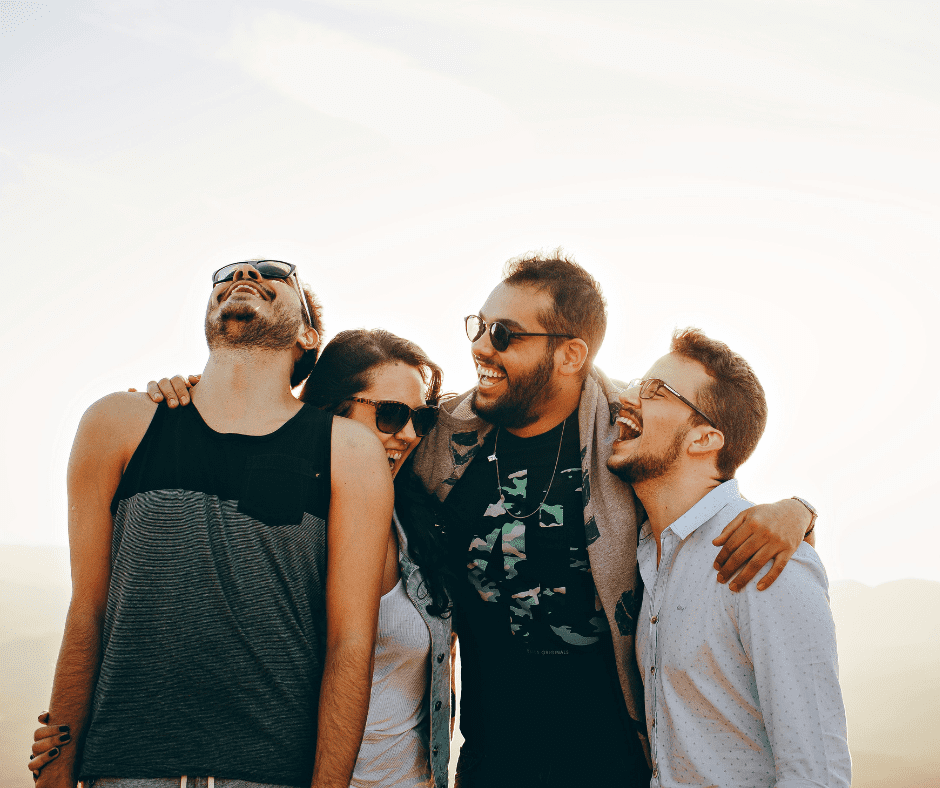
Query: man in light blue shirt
607 328 851 788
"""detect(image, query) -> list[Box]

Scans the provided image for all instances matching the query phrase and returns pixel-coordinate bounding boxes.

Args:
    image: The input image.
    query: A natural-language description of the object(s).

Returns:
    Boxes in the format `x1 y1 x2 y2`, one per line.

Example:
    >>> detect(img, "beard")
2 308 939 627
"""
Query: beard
607 426 688 485
204 296 303 352
470 346 558 430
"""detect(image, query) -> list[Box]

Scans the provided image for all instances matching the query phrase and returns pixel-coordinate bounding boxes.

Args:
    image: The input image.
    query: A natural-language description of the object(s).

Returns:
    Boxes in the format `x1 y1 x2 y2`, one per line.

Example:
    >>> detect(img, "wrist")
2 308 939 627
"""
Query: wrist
790 496 817 537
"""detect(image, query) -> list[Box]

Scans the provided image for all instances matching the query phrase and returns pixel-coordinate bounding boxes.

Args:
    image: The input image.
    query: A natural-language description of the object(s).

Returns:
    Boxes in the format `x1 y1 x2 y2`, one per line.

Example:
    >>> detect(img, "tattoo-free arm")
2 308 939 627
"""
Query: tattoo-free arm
36 394 153 788
310 419 394 788
712 498 813 591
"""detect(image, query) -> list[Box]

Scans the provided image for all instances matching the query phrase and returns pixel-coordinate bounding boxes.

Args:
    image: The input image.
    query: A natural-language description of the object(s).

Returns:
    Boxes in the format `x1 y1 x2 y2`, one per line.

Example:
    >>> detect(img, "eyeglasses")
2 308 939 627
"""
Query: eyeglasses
347 398 439 437
626 378 716 428
211 260 313 327
465 315 575 353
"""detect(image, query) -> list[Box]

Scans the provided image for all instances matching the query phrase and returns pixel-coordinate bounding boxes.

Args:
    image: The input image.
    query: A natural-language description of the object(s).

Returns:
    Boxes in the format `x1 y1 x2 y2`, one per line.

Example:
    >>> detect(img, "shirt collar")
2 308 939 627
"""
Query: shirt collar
660 479 742 541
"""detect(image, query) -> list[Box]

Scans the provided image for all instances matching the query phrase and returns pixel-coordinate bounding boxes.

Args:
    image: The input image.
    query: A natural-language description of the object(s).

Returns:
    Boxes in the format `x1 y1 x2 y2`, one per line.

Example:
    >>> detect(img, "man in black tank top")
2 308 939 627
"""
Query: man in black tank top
37 263 394 788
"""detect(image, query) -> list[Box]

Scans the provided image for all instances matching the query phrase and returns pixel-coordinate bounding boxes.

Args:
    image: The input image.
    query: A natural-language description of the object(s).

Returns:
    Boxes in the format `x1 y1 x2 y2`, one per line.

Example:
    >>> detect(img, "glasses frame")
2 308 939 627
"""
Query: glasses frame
211 260 313 328
347 397 439 437
465 315 575 352
627 377 717 428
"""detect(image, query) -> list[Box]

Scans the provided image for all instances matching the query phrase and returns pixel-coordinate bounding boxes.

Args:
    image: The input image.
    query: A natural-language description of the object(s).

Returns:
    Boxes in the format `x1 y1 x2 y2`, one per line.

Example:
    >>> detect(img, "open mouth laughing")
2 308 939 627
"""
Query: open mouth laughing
616 409 642 441
475 362 506 389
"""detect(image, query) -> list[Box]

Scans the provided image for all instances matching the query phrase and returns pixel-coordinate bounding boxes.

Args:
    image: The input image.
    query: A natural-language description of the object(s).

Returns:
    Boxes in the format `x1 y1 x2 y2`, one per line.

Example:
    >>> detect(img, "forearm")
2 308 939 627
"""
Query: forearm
310 633 376 788
36 602 105 788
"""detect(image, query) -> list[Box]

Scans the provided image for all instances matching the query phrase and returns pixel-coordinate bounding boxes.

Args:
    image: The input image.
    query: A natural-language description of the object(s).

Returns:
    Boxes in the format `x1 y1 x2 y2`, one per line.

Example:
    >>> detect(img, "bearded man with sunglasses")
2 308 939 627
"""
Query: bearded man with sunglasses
35 262 394 788
607 329 849 787
411 252 820 788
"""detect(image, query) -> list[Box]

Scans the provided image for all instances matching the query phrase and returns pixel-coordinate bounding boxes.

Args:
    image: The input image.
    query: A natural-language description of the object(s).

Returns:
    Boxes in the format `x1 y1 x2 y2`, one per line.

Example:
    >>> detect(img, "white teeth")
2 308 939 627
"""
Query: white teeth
476 364 506 380
616 415 640 432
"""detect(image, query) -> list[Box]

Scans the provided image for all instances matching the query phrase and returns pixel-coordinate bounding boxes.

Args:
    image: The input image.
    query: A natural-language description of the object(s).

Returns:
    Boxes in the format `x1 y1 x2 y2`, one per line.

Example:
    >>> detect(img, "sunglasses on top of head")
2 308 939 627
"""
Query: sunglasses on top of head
211 260 313 327
465 315 575 353
347 398 439 438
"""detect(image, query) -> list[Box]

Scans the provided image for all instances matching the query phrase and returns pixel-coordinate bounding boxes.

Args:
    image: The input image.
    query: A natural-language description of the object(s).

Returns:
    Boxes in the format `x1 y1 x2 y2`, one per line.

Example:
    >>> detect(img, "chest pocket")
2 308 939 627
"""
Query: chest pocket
237 454 323 526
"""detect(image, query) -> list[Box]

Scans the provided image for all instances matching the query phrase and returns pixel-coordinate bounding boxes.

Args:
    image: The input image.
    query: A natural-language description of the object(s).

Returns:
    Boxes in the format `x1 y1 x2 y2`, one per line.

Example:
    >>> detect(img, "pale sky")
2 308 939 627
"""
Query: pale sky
1 0 938 585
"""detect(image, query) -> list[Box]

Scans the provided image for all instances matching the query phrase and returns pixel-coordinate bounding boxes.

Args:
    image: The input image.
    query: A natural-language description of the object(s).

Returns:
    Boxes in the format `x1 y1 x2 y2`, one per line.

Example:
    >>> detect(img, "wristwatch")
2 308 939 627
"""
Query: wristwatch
791 496 818 537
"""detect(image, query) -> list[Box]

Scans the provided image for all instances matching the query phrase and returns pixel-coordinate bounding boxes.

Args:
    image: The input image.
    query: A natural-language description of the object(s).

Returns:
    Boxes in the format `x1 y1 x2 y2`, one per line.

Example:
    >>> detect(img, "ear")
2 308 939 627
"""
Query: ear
687 425 724 457
556 338 590 377
297 326 320 353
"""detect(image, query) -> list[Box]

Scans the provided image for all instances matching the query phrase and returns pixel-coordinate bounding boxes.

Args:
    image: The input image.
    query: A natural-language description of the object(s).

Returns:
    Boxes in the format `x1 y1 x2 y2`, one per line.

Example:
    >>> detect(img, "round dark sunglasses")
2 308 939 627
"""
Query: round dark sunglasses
211 260 312 327
347 398 439 437
465 315 575 352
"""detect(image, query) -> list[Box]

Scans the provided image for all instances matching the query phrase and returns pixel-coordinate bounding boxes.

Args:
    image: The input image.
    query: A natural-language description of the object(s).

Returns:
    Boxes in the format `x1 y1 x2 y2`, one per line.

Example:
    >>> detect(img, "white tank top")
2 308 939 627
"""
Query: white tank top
351 574 432 788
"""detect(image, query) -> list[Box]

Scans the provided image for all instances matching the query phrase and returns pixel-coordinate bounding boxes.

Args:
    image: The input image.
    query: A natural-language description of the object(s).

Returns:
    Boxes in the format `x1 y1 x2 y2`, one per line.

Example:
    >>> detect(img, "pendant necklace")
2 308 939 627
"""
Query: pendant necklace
491 419 566 520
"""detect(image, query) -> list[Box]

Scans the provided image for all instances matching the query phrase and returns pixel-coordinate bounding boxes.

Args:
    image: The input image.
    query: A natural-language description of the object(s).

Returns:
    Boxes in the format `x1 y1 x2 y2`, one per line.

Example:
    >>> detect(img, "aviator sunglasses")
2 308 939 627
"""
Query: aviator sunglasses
465 315 575 352
211 260 313 327
347 398 439 437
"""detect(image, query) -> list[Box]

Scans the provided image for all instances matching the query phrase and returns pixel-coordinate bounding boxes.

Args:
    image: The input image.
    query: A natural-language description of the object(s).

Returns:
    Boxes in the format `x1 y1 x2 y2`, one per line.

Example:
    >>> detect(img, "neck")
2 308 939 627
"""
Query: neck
191 346 302 435
504 380 582 438
633 466 722 566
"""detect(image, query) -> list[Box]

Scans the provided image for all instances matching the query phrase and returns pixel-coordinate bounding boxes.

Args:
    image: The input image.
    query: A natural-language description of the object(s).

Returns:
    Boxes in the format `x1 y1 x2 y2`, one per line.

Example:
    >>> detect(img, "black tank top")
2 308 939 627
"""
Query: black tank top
80 401 332 786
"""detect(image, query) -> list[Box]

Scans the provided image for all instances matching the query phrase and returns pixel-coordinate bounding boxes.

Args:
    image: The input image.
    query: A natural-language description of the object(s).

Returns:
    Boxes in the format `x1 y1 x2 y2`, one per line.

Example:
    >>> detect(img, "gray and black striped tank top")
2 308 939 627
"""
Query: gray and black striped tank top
80 401 332 787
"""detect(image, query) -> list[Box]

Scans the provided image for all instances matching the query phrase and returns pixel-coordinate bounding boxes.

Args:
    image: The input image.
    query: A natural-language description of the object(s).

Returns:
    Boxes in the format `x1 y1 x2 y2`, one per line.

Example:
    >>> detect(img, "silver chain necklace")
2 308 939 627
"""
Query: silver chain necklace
489 419 566 520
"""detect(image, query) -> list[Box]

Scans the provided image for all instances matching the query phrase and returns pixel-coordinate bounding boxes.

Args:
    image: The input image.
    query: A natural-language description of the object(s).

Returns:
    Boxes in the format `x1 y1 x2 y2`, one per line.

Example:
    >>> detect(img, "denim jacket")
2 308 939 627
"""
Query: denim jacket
412 366 652 768
394 510 454 788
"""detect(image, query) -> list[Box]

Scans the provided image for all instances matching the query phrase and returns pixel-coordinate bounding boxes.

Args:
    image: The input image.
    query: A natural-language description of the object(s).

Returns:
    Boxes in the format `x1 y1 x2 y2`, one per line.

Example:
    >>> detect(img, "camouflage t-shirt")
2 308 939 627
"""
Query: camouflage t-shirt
445 412 641 785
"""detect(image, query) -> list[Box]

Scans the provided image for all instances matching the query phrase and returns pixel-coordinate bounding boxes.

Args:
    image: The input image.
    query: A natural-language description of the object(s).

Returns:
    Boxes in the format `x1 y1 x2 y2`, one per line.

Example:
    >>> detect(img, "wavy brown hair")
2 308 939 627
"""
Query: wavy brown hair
299 328 452 617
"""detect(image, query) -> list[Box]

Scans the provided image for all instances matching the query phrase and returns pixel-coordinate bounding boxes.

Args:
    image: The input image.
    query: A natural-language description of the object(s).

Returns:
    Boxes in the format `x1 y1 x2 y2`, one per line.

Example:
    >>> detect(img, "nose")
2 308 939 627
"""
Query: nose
620 386 641 409
396 417 418 444
231 264 262 282
471 323 495 357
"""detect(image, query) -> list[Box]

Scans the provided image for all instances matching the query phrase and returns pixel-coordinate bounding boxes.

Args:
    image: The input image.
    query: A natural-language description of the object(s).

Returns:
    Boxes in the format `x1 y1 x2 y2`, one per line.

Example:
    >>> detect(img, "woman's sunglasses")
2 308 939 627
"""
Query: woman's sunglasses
347 398 439 437
465 315 575 353
211 260 313 327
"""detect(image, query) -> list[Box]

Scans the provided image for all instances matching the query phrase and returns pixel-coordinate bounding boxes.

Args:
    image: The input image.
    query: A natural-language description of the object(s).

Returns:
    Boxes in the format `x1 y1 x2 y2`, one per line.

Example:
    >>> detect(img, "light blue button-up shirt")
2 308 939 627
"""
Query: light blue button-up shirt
636 480 851 788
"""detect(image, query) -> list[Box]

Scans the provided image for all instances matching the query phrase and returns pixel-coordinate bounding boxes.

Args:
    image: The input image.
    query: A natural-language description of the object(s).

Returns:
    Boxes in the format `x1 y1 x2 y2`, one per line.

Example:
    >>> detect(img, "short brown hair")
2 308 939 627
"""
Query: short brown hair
670 328 767 479
502 249 607 371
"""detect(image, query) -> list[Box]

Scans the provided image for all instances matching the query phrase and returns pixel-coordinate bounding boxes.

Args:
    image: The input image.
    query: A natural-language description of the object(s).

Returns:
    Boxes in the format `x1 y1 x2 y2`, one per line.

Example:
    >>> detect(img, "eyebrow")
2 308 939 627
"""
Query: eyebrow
477 311 527 332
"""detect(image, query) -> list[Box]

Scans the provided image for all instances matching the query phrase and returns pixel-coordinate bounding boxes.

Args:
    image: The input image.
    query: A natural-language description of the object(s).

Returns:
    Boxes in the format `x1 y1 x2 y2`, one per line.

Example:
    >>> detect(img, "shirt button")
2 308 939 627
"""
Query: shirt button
650 615 657 624
436 653 445 663
435 700 442 711
653 768 659 779
651 718 656 727
650 666 655 674
432 746 439 756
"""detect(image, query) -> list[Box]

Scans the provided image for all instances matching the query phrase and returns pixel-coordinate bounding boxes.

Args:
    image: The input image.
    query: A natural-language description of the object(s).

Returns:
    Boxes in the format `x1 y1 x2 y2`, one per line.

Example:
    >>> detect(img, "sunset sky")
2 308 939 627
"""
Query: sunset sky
1 0 938 586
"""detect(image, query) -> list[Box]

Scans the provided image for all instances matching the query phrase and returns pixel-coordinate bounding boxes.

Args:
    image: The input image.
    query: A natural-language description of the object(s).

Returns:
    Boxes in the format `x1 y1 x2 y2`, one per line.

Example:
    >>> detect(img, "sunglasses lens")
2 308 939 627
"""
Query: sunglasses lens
489 322 511 352
411 406 438 438
253 261 293 279
374 402 411 435
212 264 239 285
466 316 485 343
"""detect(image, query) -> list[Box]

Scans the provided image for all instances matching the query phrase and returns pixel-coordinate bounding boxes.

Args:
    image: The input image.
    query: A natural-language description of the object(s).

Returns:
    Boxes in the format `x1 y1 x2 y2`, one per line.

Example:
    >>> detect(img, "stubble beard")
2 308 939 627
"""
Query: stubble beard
607 427 688 485
470 347 558 430
205 298 303 353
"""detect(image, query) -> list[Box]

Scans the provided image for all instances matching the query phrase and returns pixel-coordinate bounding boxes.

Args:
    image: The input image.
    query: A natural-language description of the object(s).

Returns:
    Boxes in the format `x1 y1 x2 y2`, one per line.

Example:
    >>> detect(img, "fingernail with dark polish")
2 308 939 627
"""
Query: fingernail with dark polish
29 755 35 760
49 748 59 758
59 734 70 743
59 726 70 733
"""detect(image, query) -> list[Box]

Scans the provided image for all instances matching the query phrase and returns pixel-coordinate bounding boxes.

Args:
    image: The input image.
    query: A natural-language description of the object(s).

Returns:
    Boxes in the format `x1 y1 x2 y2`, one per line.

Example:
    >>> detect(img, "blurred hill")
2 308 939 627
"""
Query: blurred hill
1 546 938 787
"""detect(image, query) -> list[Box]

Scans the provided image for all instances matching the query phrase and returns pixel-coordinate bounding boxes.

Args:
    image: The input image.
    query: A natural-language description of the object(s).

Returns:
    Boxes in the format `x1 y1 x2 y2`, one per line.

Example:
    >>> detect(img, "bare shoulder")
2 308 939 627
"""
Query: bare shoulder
73 392 158 468
330 416 390 485
331 415 384 456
